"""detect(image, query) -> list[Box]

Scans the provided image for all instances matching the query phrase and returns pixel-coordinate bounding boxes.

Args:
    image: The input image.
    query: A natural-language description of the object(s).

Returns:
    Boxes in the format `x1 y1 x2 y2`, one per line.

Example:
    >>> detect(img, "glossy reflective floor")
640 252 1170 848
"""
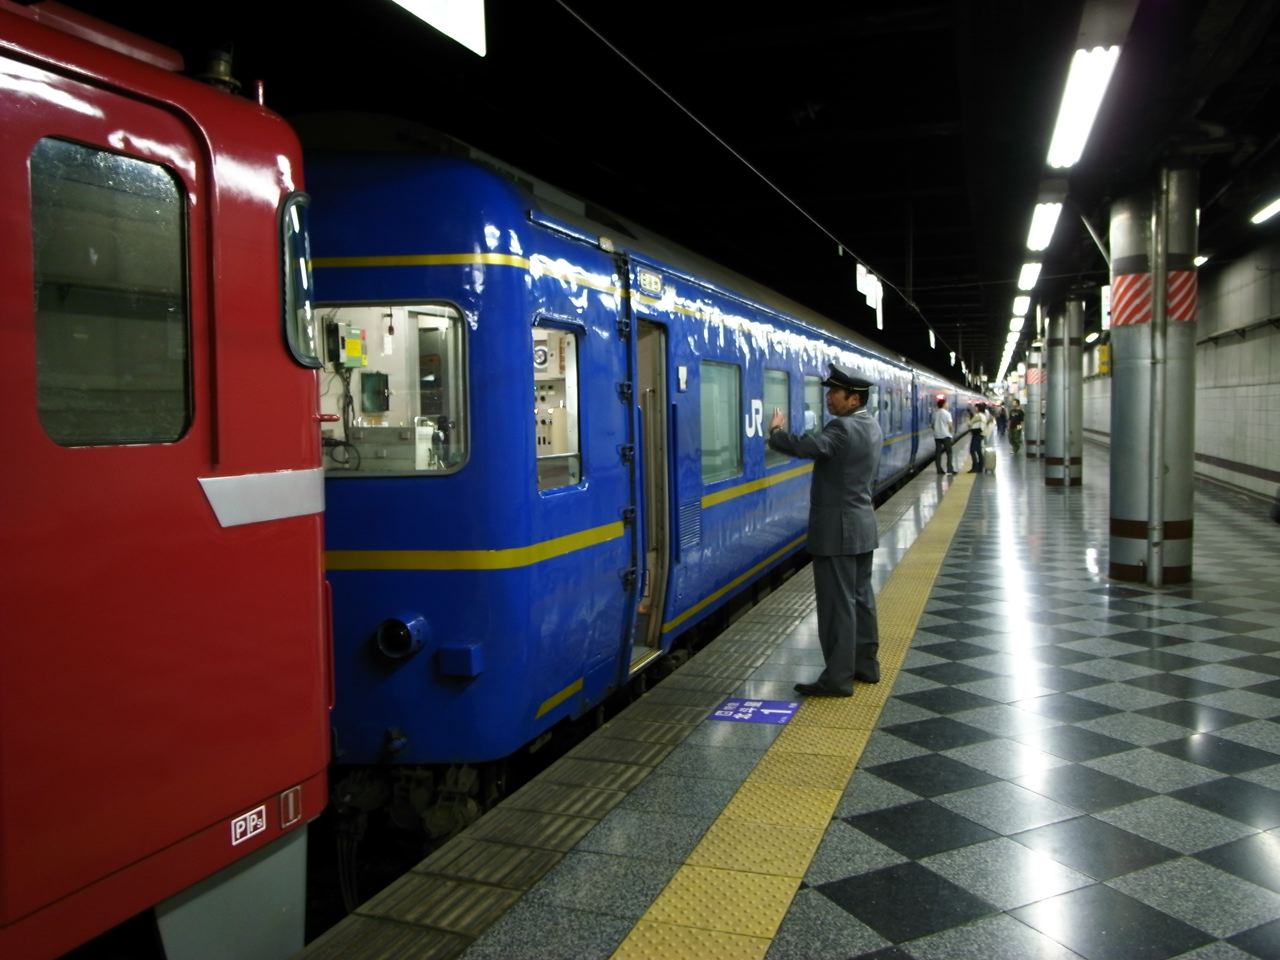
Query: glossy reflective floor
779 443 1280 960
441 441 1280 960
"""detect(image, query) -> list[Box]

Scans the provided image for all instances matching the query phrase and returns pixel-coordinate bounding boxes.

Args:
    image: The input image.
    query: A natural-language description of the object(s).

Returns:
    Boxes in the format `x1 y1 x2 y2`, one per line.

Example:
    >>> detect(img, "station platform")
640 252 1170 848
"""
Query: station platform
300 438 1280 960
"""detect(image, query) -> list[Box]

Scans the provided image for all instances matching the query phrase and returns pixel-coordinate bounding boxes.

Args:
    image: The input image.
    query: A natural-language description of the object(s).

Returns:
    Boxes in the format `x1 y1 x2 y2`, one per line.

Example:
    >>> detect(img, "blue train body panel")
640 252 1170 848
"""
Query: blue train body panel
309 149 978 768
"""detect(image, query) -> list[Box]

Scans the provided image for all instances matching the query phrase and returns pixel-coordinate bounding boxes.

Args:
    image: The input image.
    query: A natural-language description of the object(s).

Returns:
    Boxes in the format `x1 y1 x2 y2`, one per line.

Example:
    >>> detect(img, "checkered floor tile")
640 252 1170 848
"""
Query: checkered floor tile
780 441 1280 960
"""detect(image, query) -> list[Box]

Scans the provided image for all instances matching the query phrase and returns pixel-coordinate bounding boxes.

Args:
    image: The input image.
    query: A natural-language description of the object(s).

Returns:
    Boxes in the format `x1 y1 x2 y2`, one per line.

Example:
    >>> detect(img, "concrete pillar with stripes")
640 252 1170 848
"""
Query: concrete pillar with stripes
1046 300 1084 486
1045 307 1066 481
1025 330 1044 458
1157 166 1199 583
1107 169 1199 583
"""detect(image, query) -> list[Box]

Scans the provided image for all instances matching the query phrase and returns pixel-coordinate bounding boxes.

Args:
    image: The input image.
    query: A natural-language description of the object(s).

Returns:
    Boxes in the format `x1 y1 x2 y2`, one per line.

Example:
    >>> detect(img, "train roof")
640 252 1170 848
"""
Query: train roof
296 113 971 390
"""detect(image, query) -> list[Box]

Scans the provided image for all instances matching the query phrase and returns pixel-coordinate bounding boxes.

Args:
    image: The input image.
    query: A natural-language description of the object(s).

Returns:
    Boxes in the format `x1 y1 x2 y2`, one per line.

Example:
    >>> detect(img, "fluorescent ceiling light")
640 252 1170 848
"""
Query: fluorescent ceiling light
1010 316 1025 333
1250 196 1280 224
1026 202 1063 251
1085 331 1100 343
1007 331 1020 344
1012 295 1031 316
1193 254 1209 267
1047 46 1120 169
1018 262 1043 290
389 0 488 56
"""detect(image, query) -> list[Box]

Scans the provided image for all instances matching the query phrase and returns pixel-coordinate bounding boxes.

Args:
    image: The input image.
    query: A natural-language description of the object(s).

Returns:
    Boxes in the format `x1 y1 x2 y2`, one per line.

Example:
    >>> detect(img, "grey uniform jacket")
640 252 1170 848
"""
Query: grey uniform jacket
768 407 883 557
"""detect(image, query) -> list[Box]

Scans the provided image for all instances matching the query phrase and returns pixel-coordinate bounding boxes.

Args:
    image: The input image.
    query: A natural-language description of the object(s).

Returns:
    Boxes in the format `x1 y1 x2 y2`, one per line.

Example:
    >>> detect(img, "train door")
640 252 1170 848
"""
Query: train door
632 320 671 670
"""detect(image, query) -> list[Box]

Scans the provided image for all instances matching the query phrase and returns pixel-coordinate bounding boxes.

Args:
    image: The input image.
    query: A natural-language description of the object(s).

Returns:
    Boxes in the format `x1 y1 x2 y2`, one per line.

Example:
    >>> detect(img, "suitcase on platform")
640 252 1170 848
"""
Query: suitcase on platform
983 443 997 473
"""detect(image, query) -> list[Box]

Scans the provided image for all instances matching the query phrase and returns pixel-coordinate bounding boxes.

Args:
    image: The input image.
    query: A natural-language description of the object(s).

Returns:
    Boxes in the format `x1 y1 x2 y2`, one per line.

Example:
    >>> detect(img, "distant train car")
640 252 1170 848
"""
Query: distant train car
306 131 977 831
1 4 329 958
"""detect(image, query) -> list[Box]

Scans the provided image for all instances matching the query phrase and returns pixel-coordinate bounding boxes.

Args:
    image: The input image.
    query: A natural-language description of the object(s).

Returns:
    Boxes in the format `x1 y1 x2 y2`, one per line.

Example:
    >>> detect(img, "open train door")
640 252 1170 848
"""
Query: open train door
631 319 672 672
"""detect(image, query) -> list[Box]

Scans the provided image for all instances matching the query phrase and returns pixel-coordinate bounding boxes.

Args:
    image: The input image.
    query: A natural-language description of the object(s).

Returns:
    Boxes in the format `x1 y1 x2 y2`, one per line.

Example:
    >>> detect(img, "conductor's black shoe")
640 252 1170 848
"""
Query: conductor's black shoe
794 681 852 697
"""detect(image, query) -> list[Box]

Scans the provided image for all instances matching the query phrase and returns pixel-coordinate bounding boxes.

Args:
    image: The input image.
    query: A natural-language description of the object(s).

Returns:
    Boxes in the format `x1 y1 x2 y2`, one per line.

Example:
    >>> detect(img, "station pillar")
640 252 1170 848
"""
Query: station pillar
1046 300 1084 485
1107 167 1199 584
1026 336 1044 459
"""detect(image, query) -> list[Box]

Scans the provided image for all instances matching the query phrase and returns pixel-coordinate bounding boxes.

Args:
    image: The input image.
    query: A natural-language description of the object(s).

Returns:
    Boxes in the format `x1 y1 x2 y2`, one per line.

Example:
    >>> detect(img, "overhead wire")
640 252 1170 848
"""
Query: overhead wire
552 0 976 375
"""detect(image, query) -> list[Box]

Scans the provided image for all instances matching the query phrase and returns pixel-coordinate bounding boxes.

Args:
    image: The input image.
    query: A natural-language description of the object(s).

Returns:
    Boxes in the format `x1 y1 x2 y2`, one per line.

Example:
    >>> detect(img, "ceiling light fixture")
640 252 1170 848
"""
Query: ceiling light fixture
1026 202 1063 251
1047 46 1120 168
1193 254 1209 267
1018 262 1043 290
1010 316 1025 333
1249 196 1280 224
389 0 488 56
1012 295 1031 316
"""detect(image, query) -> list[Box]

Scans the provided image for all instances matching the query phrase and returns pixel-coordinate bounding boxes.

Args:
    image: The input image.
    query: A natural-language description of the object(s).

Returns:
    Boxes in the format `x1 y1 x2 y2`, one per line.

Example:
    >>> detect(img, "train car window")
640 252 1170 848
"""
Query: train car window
282 193 320 368
804 376 824 436
318 302 468 473
892 384 904 432
868 384 884 432
533 324 581 490
31 138 189 445
764 369 790 467
700 360 741 484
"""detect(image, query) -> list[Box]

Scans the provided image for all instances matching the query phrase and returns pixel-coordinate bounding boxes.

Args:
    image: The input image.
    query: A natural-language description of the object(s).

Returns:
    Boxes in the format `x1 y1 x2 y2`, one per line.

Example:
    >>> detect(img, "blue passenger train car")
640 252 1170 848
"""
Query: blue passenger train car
307 133 978 826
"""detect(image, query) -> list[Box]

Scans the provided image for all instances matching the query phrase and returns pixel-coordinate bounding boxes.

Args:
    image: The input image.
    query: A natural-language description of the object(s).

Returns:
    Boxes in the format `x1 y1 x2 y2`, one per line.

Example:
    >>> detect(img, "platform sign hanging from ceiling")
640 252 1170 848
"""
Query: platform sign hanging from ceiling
389 0 487 57
710 698 800 724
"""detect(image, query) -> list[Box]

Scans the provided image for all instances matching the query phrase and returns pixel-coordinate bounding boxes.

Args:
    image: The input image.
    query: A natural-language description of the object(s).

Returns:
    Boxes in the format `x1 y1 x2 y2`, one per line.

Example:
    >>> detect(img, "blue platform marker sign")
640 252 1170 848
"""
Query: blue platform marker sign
710 698 800 724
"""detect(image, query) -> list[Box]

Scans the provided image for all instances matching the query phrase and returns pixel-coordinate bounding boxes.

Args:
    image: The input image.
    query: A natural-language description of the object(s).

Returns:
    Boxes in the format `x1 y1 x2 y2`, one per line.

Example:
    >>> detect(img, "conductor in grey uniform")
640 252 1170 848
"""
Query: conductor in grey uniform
768 363 883 696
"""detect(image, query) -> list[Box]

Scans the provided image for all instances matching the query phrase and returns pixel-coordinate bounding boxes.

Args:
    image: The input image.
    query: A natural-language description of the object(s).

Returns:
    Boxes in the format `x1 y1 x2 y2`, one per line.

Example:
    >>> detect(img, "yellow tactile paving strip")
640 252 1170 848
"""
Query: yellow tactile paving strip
611 473 975 960
295 472 974 960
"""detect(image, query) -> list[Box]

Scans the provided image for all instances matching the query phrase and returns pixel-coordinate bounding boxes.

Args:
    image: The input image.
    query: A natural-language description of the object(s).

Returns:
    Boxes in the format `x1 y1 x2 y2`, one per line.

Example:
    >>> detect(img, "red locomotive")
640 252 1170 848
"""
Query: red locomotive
0 3 329 957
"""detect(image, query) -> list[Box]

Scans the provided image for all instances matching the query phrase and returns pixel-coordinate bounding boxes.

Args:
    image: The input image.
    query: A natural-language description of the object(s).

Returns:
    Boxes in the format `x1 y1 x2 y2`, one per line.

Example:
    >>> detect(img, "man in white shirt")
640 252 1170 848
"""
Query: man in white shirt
931 398 954 474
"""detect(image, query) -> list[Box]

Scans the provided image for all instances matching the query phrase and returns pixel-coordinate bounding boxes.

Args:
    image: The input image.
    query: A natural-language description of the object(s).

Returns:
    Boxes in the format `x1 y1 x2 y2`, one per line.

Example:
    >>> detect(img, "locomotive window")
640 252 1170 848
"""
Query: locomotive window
31 138 190 445
533 324 581 491
282 193 321 368
700 361 741 484
317 302 468 474
764 369 790 467
803 375 824 436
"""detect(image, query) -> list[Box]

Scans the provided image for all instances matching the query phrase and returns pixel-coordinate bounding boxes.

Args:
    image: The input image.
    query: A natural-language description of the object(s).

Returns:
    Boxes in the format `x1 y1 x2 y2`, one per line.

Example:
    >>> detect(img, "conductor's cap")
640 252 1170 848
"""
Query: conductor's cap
821 363 871 394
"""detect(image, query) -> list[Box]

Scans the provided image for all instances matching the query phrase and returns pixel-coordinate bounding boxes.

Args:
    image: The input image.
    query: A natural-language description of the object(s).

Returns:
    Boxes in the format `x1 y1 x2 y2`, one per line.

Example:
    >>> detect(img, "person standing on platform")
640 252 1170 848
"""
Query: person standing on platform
932 398 955 474
968 403 989 473
980 402 997 472
996 404 1008 437
1009 398 1025 454
768 363 883 696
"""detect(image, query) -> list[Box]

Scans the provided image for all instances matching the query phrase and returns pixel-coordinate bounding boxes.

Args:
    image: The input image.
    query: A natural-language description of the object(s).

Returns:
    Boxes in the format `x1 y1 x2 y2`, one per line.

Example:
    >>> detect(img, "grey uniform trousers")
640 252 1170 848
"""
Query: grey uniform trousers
812 551 879 694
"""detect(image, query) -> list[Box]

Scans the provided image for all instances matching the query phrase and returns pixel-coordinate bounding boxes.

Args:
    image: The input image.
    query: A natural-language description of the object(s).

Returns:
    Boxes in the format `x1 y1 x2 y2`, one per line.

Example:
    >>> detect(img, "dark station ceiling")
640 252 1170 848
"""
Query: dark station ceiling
51 0 1280 382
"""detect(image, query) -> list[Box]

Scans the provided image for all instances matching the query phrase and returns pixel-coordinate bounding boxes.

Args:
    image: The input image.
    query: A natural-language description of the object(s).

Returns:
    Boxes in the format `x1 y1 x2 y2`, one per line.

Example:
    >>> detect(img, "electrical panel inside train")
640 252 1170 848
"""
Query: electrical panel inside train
325 320 367 368
533 328 569 454
532 326 580 489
